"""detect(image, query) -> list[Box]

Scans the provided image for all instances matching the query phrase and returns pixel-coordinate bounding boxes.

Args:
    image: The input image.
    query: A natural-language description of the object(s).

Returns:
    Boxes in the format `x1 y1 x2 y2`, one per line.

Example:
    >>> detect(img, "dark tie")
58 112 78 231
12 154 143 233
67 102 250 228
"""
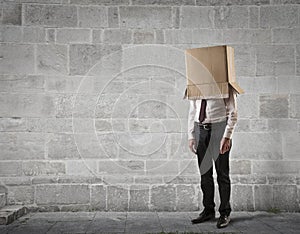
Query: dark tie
199 99 207 123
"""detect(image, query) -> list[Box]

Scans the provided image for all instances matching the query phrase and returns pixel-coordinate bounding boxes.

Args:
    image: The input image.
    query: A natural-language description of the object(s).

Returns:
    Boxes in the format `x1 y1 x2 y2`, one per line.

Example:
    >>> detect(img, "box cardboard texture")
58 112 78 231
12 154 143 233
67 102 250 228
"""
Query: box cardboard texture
184 45 244 100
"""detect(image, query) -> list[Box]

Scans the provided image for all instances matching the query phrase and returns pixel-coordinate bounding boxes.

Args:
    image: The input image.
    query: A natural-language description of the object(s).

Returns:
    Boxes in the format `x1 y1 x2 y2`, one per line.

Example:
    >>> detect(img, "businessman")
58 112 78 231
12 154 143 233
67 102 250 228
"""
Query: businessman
188 85 237 228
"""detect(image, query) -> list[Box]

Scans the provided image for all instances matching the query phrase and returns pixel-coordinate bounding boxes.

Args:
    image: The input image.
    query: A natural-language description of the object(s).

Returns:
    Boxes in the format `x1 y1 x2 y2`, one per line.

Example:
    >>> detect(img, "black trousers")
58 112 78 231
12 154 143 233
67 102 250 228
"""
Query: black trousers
194 121 232 216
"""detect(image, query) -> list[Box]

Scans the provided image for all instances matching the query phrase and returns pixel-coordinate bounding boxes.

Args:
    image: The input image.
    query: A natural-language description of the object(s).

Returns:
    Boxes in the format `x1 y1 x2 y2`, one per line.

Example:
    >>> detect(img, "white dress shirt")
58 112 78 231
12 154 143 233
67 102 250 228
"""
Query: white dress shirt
188 86 238 140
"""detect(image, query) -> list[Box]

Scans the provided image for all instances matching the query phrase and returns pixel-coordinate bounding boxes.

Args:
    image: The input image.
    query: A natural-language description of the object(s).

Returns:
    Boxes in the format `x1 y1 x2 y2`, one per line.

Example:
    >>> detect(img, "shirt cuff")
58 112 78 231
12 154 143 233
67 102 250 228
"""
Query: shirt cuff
223 127 233 139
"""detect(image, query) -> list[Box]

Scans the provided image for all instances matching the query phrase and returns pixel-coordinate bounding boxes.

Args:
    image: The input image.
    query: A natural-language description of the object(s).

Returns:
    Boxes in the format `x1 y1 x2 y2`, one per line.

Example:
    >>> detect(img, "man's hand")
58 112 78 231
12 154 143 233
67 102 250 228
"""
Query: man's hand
220 137 231 154
189 139 197 154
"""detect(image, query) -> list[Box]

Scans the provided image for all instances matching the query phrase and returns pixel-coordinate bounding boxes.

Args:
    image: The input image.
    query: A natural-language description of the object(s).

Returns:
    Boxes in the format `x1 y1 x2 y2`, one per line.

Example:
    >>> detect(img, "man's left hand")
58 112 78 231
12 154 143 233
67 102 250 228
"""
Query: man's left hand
220 137 231 154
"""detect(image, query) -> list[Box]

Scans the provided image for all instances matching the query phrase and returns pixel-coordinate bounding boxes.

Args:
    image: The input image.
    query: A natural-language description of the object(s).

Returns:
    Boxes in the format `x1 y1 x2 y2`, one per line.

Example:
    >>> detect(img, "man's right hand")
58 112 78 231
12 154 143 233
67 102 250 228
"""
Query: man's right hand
188 139 197 154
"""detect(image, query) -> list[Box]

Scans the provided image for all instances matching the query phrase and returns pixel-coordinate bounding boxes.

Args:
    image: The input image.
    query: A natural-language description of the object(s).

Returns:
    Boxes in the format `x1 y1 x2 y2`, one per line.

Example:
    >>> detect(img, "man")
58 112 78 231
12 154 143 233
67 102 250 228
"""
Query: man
188 85 237 228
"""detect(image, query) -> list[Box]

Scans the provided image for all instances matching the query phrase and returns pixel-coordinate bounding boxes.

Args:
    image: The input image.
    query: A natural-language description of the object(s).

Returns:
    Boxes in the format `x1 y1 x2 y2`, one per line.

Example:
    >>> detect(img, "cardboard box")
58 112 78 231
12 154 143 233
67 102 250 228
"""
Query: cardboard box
184 45 244 99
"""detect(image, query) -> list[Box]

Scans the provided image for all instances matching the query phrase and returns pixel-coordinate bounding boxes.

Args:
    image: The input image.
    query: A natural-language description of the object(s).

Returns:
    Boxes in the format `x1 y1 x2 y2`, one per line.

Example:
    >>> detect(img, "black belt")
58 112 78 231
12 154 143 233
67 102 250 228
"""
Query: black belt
197 122 212 130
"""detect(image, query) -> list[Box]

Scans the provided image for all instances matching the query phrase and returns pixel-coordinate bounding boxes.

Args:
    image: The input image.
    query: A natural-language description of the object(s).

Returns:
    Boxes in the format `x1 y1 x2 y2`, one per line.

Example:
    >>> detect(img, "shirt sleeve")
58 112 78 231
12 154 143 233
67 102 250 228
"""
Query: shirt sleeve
223 87 238 139
188 100 196 140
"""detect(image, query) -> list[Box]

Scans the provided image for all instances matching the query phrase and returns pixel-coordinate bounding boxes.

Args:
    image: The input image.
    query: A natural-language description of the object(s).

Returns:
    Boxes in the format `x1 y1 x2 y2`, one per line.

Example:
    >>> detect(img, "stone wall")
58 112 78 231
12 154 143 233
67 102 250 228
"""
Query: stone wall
0 0 299 212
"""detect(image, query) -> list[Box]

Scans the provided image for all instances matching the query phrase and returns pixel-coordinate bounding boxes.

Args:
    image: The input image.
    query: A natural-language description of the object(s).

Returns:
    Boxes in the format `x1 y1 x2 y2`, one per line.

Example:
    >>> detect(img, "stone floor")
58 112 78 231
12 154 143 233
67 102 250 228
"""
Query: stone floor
0 211 299 234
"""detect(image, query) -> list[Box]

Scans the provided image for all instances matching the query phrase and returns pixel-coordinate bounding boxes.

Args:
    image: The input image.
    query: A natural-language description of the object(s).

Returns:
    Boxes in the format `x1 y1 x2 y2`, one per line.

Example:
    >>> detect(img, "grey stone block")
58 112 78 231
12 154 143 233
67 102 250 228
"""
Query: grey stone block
260 5 298 28
22 161 65 176
31 176 58 185
179 160 199 176
35 184 90 205
256 45 295 76
249 6 260 28
71 94 99 118
230 160 251 174
134 176 164 184
252 160 300 174
214 6 249 28
272 28 300 43
0 162 22 177
1 177 31 186
166 133 191 160
259 94 289 118
2 3 22 25
180 6 213 28
103 174 134 185
250 118 268 132
37 44 68 75
24 4 77 27
133 30 155 44
231 133 282 160
90 185 106 210
75 134 108 159
0 26 22 42
107 185 128 211
238 76 277 94
0 44 34 74
234 45 256 77
176 185 198 211
223 29 271 44
277 76 300 94
43 117 73 133
71 0 130 5
103 29 132 44
56 28 91 43
98 160 145 175
232 185 254 211
158 29 184 44
238 175 267 184
137 97 168 119
271 0 300 3
150 185 176 211
155 29 165 43
60 204 91 212
254 185 273 210
0 117 27 132
297 45 300 76
235 119 250 132
120 6 172 28
146 160 179 175
92 29 102 43
273 185 299 211
237 94 259 118
108 6 119 28
282 132 300 160
192 29 224 43
69 44 121 75
267 175 296 185
65 160 98 176
7 186 34 205
196 0 270 5
172 6 180 28
47 133 81 159
0 93 55 118
23 27 46 43
0 132 45 160
0 194 6 209
290 94 300 118
46 28 55 43
268 119 298 132
132 0 195 4
129 185 150 211
78 6 108 28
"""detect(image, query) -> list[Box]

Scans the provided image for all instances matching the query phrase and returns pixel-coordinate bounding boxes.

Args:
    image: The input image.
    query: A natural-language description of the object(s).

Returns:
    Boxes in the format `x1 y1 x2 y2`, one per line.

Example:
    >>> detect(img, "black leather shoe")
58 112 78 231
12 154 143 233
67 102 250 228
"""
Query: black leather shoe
191 210 215 224
216 215 230 228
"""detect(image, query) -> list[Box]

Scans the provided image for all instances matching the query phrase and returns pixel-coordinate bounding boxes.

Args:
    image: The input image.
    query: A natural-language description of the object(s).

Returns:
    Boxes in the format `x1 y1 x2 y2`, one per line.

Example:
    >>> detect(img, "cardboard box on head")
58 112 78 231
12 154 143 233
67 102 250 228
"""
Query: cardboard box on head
184 45 244 100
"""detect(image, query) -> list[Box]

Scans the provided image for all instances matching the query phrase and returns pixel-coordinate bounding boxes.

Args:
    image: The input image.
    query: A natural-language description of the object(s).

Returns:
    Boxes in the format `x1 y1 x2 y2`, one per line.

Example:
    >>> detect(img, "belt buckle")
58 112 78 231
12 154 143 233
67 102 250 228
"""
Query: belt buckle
203 124 210 130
